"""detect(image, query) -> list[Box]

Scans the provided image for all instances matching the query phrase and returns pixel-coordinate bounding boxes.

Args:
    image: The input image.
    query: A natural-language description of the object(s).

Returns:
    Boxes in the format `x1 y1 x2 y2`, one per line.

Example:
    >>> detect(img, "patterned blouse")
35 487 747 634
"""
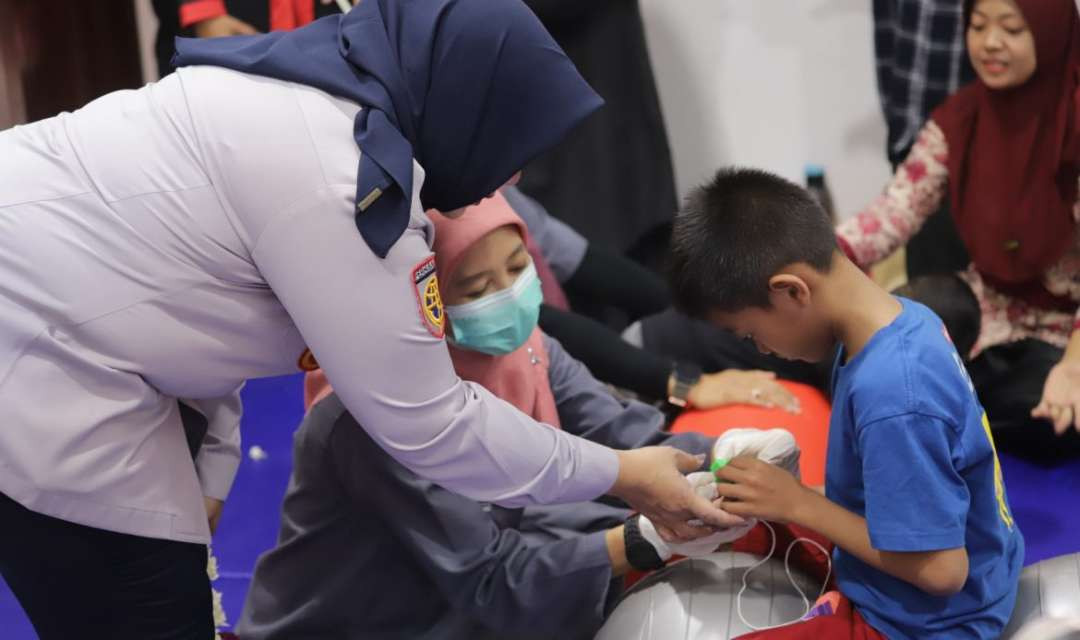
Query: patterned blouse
837 121 1080 358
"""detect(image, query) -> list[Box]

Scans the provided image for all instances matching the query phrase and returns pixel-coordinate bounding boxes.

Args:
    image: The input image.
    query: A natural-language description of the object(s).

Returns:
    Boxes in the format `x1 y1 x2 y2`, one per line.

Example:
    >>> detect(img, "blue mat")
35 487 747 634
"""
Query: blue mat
3 374 1080 638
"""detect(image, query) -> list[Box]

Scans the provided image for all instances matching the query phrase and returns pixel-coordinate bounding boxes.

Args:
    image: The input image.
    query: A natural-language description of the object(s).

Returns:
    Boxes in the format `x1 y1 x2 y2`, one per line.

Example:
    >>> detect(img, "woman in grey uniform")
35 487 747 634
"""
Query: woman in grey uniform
0 1 737 637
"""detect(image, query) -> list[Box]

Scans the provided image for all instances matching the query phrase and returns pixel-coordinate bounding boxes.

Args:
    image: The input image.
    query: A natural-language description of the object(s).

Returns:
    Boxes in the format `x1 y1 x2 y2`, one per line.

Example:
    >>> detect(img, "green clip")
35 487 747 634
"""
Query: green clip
710 457 729 477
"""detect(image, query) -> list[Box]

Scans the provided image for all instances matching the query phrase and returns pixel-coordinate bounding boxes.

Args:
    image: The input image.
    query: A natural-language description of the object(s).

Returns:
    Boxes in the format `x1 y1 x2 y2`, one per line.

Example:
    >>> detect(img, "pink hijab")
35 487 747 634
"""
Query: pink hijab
304 193 561 429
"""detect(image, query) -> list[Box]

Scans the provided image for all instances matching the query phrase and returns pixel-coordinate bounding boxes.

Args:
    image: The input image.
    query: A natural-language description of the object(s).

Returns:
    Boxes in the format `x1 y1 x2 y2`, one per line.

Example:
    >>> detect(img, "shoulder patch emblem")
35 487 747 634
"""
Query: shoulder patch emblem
412 255 445 339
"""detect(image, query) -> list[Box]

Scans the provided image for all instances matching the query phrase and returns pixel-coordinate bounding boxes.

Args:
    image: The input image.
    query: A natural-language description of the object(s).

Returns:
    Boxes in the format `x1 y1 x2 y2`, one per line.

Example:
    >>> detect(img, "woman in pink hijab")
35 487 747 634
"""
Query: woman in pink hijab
308 192 562 423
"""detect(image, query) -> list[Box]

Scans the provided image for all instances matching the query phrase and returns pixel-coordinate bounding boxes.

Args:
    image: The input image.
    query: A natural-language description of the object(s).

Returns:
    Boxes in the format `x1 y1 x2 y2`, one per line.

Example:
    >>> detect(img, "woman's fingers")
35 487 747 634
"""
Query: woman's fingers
1054 405 1074 435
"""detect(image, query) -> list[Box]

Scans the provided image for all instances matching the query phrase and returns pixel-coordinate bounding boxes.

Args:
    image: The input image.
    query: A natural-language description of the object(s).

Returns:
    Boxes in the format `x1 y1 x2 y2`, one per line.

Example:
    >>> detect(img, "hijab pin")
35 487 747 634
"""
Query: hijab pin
357 187 383 212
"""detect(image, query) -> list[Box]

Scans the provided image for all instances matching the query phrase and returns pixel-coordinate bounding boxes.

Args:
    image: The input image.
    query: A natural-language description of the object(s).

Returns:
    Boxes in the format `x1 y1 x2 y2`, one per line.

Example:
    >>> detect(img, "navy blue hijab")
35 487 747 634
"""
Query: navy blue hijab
173 0 602 258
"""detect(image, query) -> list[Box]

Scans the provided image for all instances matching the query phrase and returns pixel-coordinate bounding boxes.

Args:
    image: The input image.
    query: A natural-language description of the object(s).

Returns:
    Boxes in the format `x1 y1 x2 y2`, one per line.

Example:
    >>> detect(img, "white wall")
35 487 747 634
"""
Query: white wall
640 0 891 220
127 0 890 218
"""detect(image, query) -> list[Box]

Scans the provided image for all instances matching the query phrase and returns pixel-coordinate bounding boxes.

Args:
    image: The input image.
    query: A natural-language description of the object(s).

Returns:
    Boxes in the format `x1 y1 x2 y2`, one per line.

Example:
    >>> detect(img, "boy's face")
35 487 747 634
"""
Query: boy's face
706 276 835 363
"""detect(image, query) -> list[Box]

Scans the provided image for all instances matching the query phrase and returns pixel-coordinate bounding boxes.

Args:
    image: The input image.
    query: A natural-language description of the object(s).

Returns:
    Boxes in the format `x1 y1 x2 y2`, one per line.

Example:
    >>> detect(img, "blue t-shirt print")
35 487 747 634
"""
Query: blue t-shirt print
826 298 1024 640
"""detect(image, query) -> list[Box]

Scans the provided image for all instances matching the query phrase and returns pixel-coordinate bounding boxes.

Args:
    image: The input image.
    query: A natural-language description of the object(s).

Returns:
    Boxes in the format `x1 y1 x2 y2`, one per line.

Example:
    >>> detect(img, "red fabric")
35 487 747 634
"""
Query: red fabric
734 592 884 640
732 522 886 640
669 381 831 486
931 0 1080 291
269 0 316 31
179 0 227 28
732 522 835 588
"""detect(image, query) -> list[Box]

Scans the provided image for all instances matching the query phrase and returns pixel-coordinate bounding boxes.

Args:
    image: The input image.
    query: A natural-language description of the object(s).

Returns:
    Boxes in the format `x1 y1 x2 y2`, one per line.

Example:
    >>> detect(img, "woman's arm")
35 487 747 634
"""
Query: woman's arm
252 186 616 508
543 334 714 456
252 186 737 536
539 304 673 401
183 387 244 504
837 121 951 268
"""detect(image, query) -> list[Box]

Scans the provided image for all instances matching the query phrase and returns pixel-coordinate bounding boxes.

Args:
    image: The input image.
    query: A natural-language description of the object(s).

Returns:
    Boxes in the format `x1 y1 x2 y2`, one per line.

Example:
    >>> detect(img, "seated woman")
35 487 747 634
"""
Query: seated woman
236 194 779 639
838 0 1080 459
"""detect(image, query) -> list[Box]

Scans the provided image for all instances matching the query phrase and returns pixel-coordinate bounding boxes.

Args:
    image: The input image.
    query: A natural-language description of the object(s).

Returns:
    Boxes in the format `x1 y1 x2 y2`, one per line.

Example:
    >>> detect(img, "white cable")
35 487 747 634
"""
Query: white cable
735 521 833 632
334 0 353 14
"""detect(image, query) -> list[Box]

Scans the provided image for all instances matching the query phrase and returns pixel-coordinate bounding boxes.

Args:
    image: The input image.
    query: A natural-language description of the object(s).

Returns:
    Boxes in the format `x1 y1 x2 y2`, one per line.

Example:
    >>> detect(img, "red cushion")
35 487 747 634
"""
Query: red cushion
670 380 831 486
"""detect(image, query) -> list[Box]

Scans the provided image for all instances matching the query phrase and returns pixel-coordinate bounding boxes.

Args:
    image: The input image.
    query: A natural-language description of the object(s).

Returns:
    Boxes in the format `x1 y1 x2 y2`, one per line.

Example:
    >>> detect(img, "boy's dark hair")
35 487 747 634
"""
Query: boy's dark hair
668 167 838 316
893 275 981 359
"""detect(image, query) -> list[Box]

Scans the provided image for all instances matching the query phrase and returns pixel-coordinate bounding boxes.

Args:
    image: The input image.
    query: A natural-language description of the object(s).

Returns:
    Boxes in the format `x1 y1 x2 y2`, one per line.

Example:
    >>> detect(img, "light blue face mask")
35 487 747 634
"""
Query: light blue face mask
445 261 543 356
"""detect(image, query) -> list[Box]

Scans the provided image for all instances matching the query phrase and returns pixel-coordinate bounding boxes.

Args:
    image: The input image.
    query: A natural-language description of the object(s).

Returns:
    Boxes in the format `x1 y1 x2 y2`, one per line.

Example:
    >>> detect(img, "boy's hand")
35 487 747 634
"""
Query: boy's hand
611 447 747 541
713 456 811 524
204 496 224 534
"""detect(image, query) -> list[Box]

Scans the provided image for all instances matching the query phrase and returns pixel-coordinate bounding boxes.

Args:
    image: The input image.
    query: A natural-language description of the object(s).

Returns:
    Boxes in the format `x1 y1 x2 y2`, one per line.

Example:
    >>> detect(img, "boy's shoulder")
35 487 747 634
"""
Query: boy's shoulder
842 299 977 431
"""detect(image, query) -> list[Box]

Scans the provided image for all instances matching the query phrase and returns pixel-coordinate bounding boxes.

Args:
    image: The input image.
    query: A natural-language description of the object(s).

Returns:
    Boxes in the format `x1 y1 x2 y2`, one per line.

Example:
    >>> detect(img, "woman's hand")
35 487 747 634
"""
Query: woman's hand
204 497 224 534
1032 358 1080 435
610 447 746 542
194 14 259 38
687 370 800 413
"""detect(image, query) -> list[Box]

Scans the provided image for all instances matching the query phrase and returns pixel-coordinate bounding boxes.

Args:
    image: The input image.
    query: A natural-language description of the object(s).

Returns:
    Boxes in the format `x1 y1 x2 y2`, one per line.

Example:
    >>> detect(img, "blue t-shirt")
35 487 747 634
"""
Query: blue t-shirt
826 299 1024 639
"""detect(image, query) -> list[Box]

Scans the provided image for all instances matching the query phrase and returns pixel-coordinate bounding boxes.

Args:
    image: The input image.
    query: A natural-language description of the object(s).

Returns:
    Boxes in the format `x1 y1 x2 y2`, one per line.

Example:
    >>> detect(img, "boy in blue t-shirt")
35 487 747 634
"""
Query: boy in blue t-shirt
667 168 1024 639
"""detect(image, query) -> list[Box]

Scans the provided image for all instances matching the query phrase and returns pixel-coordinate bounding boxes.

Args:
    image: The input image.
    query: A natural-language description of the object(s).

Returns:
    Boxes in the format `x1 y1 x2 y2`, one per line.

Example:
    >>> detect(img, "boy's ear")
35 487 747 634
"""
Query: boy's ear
767 274 812 308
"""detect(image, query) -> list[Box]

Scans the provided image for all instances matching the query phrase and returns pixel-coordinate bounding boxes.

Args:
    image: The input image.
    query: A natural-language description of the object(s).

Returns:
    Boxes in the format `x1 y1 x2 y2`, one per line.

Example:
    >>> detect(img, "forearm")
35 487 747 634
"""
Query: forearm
539 305 672 400
836 122 949 268
563 245 671 321
793 490 967 596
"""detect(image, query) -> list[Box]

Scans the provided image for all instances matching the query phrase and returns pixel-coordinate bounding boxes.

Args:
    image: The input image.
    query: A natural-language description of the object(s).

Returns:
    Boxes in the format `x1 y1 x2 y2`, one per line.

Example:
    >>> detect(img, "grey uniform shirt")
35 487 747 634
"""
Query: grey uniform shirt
237 335 714 639
0 66 616 544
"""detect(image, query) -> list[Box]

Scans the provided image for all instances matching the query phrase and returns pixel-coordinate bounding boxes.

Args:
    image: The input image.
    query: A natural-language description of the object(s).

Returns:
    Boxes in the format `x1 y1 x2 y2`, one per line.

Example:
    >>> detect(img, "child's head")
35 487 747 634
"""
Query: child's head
430 192 542 356
668 168 838 363
967 0 1038 90
893 275 981 359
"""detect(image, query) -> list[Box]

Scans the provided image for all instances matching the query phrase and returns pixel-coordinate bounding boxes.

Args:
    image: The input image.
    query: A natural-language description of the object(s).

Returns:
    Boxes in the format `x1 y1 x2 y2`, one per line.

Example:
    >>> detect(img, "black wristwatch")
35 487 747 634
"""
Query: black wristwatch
623 514 666 571
667 362 702 408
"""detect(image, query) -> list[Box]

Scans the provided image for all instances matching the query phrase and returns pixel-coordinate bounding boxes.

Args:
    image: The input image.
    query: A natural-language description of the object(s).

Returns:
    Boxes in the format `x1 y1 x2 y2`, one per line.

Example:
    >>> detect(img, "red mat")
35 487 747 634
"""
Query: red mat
670 380 831 486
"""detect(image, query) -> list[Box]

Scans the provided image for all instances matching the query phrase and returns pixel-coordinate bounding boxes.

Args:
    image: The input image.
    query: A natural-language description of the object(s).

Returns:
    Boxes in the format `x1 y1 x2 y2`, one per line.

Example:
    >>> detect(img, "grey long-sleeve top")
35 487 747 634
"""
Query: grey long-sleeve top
237 335 714 639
